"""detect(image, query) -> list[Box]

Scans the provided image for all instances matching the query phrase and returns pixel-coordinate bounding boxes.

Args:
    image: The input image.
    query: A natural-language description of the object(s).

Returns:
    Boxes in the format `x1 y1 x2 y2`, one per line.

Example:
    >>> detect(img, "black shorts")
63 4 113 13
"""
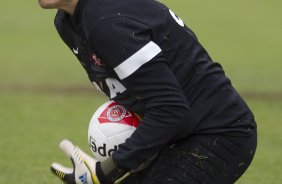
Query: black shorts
123 130 257 184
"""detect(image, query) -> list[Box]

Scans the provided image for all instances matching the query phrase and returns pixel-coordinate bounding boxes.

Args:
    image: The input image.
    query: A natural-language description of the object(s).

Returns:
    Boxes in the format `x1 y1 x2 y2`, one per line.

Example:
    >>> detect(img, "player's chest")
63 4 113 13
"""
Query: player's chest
71 37 129 99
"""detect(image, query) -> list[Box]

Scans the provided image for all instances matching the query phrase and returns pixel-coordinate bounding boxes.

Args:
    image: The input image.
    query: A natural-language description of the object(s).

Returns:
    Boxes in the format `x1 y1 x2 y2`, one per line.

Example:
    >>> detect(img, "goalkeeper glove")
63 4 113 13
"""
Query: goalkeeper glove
51 139 100 184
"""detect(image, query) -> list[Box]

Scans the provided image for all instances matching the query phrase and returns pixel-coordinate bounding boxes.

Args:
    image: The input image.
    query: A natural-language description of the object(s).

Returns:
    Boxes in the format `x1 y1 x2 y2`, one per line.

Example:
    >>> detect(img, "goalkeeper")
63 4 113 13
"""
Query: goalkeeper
38 0 257 183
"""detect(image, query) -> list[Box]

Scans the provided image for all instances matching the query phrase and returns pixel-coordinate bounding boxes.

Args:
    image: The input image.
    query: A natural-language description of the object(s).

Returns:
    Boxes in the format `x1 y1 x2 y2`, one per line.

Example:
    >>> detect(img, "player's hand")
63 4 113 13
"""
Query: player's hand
51 139 100 184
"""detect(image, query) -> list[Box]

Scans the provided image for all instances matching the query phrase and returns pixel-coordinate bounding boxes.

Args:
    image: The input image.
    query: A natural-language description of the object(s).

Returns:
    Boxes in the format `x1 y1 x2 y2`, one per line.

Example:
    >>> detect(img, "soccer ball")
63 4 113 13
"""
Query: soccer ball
88 101 141 161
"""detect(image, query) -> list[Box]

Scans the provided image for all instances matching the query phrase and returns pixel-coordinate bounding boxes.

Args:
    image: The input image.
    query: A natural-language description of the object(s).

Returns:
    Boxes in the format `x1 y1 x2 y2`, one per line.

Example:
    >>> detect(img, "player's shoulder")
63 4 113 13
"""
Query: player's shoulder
54 10 72 33
82 0 168 28
54 10 65 26
53 10 77 48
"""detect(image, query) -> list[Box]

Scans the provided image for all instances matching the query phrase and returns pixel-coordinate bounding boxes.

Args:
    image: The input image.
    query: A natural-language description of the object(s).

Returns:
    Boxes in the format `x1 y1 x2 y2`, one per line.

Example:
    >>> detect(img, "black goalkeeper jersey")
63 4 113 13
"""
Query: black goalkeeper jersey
54 0 256 171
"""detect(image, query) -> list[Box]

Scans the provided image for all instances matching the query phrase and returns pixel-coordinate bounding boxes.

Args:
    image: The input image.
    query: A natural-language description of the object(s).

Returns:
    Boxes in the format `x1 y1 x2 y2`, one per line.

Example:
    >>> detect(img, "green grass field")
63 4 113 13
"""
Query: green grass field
0 0 281 183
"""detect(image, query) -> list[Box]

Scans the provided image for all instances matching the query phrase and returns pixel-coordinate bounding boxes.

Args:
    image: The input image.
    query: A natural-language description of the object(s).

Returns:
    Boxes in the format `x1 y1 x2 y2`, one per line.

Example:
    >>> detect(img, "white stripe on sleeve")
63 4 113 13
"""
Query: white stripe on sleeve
114 41 162 80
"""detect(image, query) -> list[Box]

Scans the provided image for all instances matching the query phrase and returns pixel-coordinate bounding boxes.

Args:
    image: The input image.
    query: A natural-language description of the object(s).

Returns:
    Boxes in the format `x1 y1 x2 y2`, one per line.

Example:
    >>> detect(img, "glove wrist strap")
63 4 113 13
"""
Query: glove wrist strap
96 157 129 184
96 162 109 184
101 157 117 176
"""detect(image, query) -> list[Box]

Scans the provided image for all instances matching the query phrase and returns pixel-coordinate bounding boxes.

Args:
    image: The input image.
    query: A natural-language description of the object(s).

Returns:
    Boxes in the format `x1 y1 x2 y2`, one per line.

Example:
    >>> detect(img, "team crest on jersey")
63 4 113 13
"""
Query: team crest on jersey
98 102 139 127
90 53 103 66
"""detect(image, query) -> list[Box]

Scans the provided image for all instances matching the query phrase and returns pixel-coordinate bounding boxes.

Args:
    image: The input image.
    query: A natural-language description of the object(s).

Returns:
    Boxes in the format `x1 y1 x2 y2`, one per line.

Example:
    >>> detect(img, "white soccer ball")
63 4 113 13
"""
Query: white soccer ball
88 101 141 161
